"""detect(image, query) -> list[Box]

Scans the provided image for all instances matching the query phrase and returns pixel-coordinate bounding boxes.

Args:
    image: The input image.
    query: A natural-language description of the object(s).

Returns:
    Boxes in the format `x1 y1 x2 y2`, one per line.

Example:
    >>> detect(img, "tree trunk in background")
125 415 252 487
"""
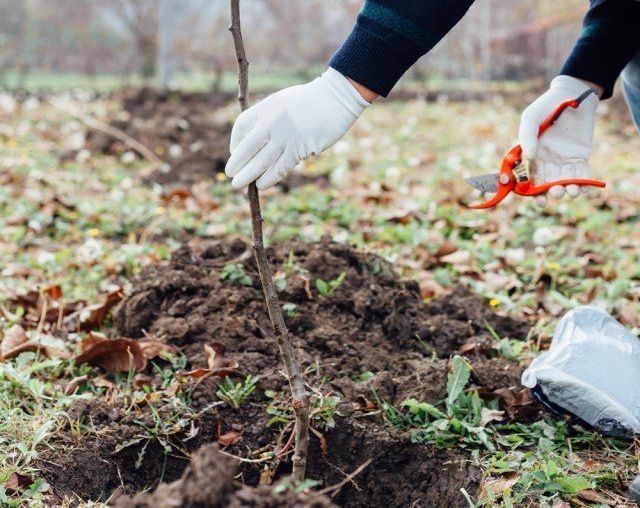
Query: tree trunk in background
157 0 176 87
480 0 492 81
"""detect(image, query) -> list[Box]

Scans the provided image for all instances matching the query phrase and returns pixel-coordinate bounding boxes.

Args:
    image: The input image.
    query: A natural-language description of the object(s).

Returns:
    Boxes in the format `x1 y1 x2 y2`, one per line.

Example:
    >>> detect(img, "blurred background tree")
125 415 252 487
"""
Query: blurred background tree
0 0 588 90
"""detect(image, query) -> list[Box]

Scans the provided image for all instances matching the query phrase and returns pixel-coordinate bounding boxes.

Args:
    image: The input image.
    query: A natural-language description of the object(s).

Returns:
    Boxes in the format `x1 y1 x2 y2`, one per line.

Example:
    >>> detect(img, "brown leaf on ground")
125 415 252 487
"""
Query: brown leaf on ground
355 395 377 411
477 472 519 503
190 181 219 210
459 339 491 356
79 289 124 331
435 240 458 259
5 472 32 494
479 408 505 427
217 430 242 447
63 288 124 332
536 285 565 317
577 490 609 504
5 286 83 328
259 466 275 486
64 375 89 395
182 343 238 381
161 186 190 203
4 287 40 309
44 284 63 300
490 387 538 420
618 306 640 328
1 324 39 360
138 339 177 360
439 250 471 266
133 373 153 389
76 333 147 373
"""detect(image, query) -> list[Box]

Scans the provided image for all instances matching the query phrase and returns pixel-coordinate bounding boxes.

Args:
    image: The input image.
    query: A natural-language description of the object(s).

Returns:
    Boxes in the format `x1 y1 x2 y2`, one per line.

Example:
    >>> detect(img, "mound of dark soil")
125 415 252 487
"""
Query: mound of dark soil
113 444 336 508
85 87 232 185
44 239 534 506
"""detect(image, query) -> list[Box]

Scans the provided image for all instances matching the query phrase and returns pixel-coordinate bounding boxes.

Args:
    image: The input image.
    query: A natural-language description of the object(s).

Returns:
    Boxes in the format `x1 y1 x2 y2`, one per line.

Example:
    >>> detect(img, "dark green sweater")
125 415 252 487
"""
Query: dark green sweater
330 0 640 98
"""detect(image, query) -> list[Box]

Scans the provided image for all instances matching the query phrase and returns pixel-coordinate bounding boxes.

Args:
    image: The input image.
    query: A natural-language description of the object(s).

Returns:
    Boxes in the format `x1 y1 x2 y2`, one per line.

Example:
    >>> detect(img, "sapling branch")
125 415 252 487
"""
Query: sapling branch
228 0 310 483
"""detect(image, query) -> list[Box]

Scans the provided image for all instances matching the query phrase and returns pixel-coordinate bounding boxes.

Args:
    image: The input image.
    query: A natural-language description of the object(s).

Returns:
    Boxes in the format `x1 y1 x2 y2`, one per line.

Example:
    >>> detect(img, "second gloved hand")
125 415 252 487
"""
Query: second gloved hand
518 75 599 207
225 68 370 190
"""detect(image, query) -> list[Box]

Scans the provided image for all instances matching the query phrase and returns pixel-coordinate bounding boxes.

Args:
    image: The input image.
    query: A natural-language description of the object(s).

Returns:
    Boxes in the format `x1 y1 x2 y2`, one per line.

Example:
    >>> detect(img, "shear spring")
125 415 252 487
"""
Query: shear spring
513 161 529 183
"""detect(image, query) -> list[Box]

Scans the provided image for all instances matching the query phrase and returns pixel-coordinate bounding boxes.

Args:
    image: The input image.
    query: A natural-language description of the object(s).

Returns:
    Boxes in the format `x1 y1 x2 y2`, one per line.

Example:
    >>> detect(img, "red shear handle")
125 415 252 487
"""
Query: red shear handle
516 178 606 196
537 89 596 137
537 99 579 137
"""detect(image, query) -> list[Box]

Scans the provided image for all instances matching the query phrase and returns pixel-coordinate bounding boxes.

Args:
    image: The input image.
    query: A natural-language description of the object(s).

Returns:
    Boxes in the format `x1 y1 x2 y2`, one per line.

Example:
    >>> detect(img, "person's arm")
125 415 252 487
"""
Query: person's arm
517 0 640 207
330 0 475 98
561 0 640 99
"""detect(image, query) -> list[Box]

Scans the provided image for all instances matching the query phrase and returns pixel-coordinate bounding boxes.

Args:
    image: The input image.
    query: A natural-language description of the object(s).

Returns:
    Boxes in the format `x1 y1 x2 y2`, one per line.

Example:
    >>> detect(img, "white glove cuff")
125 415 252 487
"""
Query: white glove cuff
322 67 371 116
551 75 597 97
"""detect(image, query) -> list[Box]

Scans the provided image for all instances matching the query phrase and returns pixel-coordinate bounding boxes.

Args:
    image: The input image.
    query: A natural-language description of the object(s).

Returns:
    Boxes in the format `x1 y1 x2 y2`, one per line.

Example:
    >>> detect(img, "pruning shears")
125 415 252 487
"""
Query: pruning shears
466 89 606 209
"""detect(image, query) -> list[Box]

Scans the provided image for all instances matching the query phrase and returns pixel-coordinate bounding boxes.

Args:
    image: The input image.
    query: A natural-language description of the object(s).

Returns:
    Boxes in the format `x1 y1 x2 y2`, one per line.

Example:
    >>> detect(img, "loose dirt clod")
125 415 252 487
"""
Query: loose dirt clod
113 444 337 508
44 239 533 506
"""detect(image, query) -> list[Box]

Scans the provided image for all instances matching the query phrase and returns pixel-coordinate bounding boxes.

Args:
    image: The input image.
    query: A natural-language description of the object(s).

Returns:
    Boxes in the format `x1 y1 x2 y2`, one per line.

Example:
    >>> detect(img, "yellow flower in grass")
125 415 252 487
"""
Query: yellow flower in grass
489 298 501 308
88 228 100 237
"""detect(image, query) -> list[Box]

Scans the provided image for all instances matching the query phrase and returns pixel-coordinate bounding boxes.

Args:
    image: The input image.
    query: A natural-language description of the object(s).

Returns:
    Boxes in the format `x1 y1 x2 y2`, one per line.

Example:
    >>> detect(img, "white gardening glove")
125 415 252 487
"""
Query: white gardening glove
225 68 370 190
518 75 599 207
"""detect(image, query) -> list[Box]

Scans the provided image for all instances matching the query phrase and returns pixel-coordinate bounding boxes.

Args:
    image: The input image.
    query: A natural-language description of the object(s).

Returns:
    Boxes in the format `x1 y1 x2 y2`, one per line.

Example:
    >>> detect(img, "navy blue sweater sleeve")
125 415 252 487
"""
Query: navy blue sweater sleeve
329 0 474 97
561 0 640 99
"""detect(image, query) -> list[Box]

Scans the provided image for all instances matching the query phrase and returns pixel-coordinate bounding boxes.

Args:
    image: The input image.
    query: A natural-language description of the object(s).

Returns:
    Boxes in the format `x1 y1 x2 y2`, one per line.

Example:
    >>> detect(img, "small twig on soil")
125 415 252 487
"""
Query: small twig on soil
275 427 296 459
228 0 310 483
313 458 372 498
78 114 163 166
218 448 273 464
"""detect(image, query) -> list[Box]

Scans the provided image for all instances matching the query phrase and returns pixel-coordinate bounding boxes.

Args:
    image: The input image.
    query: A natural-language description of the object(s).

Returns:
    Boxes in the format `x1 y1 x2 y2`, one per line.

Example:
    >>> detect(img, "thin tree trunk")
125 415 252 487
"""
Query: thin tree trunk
228 0 310 483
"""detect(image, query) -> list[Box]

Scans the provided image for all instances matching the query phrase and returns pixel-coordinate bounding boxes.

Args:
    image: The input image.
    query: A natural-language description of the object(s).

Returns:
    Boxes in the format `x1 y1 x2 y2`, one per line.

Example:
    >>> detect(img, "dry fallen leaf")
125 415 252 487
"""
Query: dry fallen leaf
133 373 153 389
479 407 505 427
477 472 519 503
490 387 538 420
577 489 608 504
160 186 190 204
76 333 147 373
64 374 89 395
79 289 124 331
439 250 471 266
259 466 275 486
1 324 39 360
182 343 238 380
190 181 219 210
138 339 177 360
5 472 32 494
217 430 242 447
44 284 63 300
618 305 640 328
435 240 458 258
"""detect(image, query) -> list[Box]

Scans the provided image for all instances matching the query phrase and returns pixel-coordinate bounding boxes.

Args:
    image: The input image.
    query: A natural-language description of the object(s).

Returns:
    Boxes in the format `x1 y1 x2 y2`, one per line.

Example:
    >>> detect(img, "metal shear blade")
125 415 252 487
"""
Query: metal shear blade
465 173 499 194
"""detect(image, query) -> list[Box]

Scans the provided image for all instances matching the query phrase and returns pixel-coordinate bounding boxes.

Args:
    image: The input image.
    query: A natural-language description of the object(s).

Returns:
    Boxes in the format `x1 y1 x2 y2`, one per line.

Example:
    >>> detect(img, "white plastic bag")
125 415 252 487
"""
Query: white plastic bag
522 306 640 437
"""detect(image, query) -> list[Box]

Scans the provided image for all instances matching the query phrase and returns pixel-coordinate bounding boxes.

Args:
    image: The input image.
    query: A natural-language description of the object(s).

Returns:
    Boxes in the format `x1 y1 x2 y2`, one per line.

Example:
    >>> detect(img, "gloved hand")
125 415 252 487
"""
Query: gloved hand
225 68 370 190
518 75 599 207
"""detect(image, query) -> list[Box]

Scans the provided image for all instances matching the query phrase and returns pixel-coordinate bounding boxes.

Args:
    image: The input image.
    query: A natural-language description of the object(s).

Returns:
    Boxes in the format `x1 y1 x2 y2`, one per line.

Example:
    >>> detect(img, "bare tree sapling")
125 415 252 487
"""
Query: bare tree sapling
228 0 311 483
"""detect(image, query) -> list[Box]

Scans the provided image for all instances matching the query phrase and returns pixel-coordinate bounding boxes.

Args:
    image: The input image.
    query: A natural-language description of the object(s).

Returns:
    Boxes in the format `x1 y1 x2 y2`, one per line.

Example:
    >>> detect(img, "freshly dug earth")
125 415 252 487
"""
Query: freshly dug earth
45 239 534 507
85 87 232 185
113 444 337 508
